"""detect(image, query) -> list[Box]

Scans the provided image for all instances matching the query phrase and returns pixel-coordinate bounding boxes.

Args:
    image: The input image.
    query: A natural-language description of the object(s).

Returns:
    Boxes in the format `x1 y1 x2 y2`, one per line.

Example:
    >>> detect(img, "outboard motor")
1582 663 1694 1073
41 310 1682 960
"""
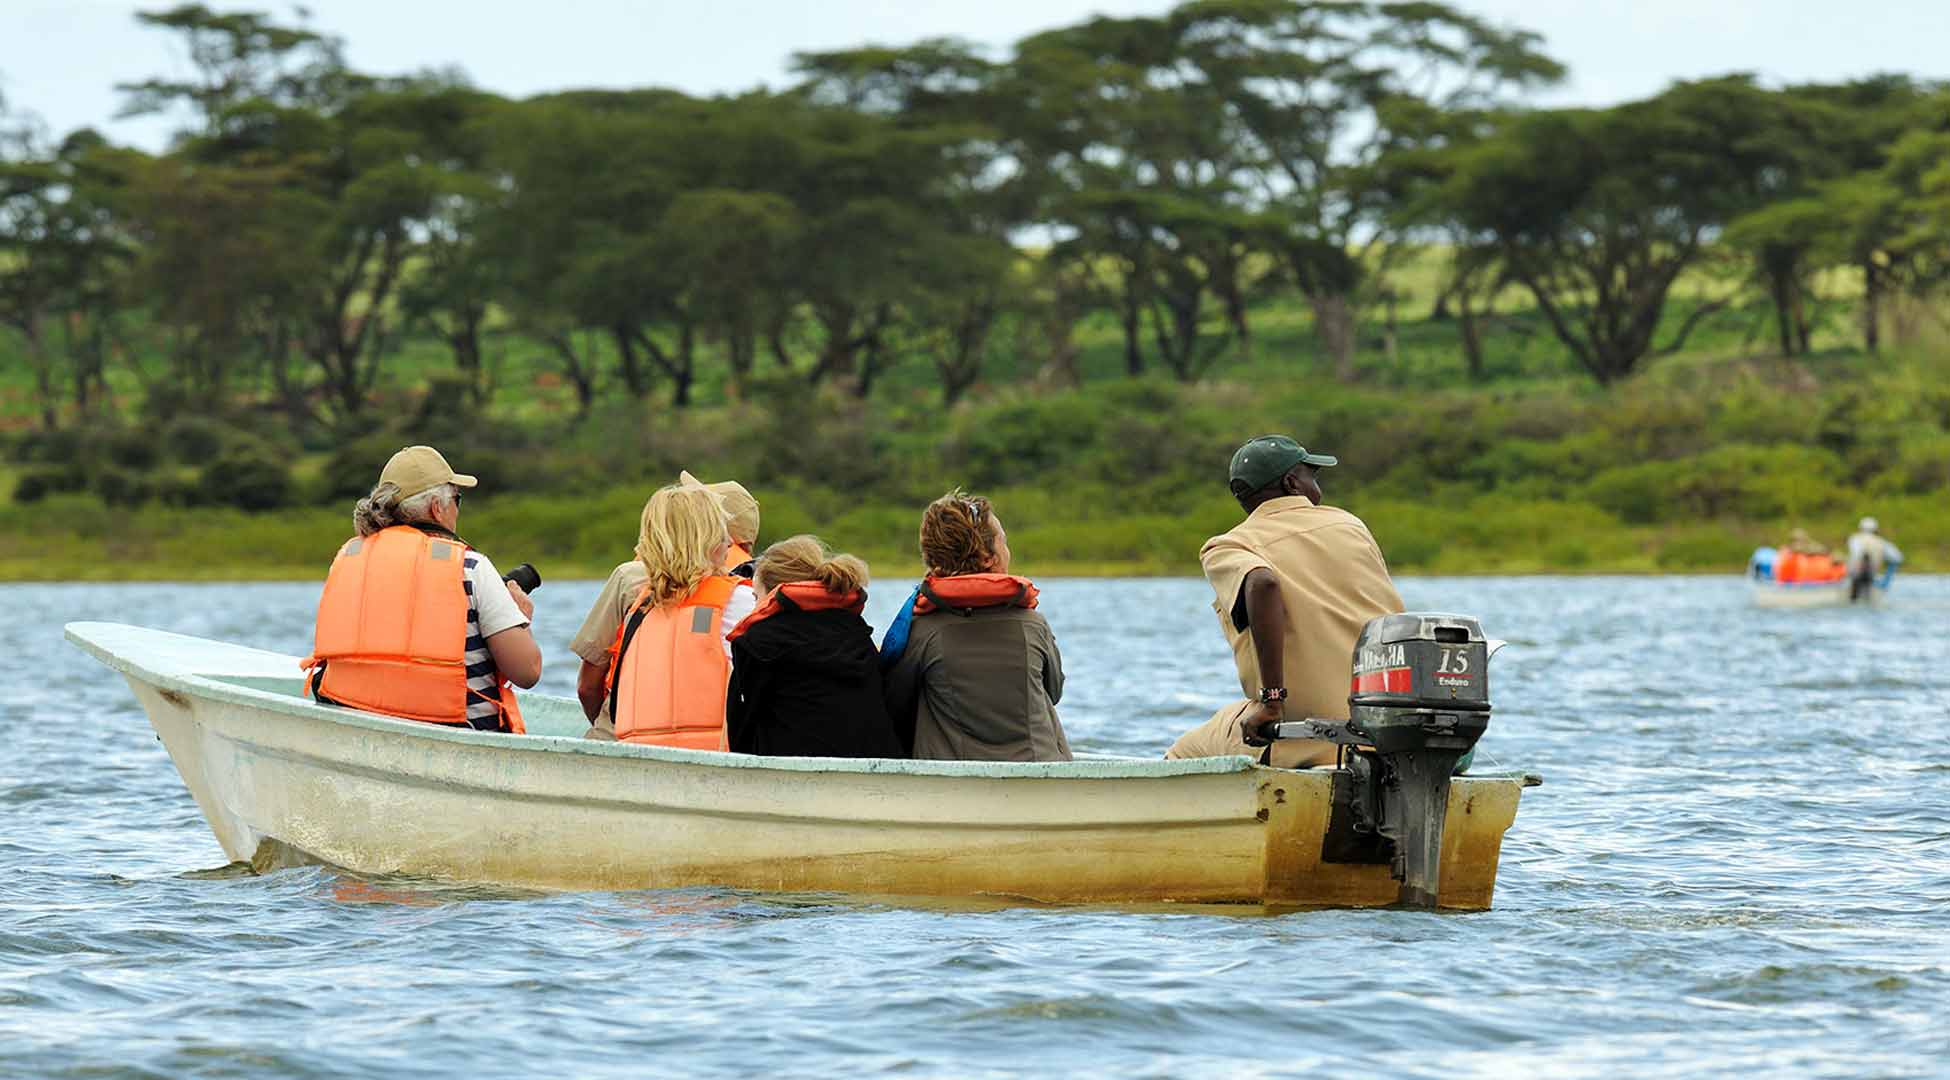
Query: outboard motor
1273 612 1498 909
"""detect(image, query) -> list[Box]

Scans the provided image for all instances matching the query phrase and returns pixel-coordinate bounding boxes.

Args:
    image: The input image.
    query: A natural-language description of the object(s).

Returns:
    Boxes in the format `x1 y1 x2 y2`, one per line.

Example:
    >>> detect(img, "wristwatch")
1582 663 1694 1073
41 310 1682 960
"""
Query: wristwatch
1257 686 1288 705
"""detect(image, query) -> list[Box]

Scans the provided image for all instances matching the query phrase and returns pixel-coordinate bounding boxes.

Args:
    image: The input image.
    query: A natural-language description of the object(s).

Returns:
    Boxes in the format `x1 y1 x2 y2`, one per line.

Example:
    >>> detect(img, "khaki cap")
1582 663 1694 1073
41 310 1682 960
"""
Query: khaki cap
380 445 478 501
678 470 760 544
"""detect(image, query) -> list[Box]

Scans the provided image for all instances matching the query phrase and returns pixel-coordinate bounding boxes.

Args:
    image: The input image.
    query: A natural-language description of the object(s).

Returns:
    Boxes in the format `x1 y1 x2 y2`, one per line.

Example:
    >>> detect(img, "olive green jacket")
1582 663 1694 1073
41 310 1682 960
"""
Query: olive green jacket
882 605 1072 762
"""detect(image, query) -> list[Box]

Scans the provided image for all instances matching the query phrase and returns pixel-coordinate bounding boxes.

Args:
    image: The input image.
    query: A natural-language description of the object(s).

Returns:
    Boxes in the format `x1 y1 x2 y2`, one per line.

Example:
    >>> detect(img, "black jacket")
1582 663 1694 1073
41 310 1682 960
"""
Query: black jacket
726 600 905 758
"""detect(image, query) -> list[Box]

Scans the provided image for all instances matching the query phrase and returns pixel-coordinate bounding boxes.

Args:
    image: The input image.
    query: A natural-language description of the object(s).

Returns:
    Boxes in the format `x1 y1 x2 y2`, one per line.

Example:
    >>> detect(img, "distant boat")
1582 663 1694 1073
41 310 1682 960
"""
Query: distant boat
1747 546 1896 608
66 621 1534 910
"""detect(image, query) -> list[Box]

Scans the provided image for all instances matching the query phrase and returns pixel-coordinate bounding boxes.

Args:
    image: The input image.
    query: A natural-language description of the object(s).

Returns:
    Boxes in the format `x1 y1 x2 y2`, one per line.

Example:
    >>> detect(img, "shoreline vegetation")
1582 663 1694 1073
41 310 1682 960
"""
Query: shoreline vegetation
5 5 1949 580
5 333 1945 583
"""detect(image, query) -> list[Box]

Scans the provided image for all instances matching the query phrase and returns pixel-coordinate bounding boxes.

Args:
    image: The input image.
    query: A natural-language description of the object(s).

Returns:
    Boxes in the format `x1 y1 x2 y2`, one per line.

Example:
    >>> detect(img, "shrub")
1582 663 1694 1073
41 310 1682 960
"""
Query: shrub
318 433 404 502
12 467 86 504
1582 462 1666 524
161 416 233 462
944 390 1104 488
10 427 94 467
199 443 294 512
102 429 162 470
91 467 153 508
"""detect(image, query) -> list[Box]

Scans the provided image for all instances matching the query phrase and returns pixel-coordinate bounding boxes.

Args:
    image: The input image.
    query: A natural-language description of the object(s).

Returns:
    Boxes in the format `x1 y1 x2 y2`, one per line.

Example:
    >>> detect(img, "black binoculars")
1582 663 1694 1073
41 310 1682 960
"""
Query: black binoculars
503 563 542 594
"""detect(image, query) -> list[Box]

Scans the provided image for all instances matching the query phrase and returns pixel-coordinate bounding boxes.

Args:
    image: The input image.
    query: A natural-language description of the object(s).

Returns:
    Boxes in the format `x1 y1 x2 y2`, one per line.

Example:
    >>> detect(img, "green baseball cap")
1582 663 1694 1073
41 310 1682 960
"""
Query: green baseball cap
1228 435 1337 493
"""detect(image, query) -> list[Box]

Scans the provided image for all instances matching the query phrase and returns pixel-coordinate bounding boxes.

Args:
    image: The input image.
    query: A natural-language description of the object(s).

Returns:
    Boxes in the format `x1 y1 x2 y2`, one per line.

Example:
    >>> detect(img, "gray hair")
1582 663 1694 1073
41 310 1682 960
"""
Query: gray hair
353 481 458 537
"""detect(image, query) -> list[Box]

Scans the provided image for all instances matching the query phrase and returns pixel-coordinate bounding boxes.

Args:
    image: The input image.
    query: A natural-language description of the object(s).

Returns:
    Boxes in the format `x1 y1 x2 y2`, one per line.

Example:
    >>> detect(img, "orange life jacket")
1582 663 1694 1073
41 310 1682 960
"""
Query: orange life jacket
301 525 525 734
727 581 866 642
605 575 739 750
913 573 1040 615
725 544 753 576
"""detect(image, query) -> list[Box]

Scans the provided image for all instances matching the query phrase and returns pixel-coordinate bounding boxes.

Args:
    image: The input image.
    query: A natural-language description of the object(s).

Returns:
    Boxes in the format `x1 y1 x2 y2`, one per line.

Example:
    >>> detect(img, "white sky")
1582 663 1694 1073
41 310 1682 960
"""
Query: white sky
3 0 1948 148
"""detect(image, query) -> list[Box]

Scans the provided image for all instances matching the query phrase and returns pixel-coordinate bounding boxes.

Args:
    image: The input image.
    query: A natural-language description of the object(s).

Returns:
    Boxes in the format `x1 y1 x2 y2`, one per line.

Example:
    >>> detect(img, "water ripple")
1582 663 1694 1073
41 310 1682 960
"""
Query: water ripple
3 576 1949 1077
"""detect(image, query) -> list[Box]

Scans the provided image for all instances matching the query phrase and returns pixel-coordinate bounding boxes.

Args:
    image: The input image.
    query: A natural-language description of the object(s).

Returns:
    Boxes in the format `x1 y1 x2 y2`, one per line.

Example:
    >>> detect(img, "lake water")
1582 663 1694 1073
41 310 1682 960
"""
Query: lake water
5 575 1948 1078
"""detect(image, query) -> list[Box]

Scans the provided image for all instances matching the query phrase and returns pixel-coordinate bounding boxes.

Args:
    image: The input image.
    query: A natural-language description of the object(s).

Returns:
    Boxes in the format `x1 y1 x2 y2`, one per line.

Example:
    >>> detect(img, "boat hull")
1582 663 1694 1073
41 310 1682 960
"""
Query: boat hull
1750 580 1886 609
69 622 1528 909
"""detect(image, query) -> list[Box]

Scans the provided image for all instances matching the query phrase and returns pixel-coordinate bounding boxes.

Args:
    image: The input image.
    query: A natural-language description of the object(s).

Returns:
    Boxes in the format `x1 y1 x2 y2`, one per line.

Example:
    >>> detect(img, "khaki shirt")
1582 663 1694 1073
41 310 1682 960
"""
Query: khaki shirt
569 562 649 739
1199 497 1404 723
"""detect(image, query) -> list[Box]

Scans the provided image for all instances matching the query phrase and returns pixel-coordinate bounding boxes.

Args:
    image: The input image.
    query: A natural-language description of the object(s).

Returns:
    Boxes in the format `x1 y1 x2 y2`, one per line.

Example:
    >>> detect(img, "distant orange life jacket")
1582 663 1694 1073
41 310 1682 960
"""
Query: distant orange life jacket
605 575 739 750
300 525 525 734
725 544 753 577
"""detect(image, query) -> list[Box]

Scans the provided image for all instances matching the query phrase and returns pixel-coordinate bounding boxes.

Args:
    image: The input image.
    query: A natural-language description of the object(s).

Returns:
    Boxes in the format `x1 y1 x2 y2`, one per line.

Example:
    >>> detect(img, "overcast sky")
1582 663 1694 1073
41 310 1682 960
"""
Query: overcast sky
4 0 1948 148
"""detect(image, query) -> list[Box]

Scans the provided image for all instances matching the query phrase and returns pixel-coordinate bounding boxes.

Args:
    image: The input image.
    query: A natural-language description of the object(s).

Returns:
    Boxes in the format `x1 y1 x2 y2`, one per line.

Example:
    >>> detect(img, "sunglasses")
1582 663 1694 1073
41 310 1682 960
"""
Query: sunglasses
958 497 987 528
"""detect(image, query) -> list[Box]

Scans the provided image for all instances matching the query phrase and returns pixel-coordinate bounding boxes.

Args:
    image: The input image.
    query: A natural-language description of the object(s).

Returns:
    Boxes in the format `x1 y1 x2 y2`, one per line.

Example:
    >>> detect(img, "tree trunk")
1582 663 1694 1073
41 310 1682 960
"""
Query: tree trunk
1792 288 1811 355
449 309 485 403
1218 270 1250 349
1770 272 1796 356
1457 290 1485 382
1383 293 1400 370
544 334 596 421
613 324 651 399
671 321 694 408
1862 260 1882 355
20 322 59 431
723 328 755 400
1310 292 1356 381
1118 290 1144 376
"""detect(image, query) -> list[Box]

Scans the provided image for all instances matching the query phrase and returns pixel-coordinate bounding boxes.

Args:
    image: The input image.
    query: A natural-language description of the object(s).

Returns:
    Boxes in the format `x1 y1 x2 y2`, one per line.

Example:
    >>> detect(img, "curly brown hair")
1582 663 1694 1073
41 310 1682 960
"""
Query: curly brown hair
919 490 999 576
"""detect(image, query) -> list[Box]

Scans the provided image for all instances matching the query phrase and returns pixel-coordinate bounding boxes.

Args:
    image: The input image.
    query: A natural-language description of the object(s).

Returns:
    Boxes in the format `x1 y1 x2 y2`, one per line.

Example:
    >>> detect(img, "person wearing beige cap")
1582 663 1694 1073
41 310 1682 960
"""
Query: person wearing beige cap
678 469 761 578
569 477 758 740
302 445 541 733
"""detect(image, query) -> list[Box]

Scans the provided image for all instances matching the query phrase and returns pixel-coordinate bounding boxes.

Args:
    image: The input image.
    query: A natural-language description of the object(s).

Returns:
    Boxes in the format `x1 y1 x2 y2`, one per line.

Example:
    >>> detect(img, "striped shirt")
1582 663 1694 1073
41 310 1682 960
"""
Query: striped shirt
461 550 529 729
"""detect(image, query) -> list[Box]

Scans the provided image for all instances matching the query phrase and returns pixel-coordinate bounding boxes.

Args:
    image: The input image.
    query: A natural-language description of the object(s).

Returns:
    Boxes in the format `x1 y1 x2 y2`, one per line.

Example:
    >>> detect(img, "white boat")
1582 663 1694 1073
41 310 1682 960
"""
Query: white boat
1747 546 1895 608
66 621 1534 910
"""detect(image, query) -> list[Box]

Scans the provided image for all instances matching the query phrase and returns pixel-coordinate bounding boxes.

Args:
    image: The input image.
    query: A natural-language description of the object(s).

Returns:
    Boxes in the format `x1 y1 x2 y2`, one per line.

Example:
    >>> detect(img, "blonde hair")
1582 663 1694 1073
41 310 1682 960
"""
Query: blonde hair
919 490 998 576
754 534 869 596
635 485 730 607
353 481 455 537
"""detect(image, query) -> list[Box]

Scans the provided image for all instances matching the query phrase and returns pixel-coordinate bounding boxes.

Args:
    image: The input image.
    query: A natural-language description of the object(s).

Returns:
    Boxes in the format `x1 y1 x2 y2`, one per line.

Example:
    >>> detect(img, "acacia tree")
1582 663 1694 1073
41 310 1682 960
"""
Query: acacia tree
792 49 1032 397
122 6 479 421
0 125 139 428
1169 0 1563 379
1429 80 1805 385
388 85 508 401
999 16 1266 380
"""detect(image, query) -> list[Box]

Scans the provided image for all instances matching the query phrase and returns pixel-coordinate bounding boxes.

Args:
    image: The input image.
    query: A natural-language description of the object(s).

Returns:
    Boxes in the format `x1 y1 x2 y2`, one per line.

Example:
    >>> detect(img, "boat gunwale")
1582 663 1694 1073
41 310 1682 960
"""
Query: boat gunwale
66 620 1278 782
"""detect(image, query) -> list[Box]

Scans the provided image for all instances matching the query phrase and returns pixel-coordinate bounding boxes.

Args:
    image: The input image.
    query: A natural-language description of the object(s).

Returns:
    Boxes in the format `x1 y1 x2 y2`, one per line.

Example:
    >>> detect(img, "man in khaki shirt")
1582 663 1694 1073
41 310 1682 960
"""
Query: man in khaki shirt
1168 435 1403 767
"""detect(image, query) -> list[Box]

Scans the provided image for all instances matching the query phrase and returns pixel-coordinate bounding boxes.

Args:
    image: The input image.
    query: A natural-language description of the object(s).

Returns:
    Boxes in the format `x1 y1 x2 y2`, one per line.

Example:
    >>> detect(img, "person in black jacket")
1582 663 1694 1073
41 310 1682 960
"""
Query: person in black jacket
725 535 905 758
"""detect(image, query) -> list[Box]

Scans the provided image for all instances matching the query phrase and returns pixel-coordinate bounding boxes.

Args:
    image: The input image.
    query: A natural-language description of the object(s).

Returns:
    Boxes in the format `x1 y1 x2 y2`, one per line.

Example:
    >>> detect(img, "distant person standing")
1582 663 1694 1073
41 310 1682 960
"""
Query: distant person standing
1168 436 1403 768
1846 517 1903 603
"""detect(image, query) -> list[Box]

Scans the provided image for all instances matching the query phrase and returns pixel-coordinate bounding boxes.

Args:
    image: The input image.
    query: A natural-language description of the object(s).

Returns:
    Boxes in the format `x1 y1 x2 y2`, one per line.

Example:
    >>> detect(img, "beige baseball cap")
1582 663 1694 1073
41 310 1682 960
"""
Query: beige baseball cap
380 445 478 500
678 470 760 545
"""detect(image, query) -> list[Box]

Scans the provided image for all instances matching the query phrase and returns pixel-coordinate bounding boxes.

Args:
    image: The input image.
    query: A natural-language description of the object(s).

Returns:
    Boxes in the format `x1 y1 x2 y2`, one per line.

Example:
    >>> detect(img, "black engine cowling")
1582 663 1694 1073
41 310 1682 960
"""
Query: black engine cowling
1348 612 1491 756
